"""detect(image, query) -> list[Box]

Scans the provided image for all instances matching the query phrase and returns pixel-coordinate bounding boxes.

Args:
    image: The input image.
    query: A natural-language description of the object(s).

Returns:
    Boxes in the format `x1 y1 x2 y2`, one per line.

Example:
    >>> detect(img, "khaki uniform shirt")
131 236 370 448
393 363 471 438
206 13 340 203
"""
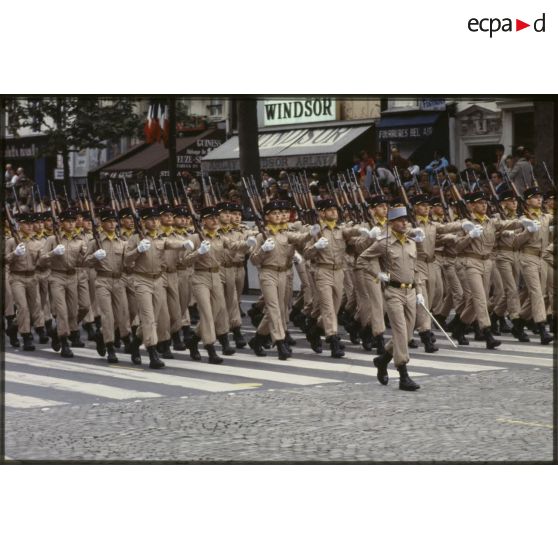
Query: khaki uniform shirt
39 232 87 270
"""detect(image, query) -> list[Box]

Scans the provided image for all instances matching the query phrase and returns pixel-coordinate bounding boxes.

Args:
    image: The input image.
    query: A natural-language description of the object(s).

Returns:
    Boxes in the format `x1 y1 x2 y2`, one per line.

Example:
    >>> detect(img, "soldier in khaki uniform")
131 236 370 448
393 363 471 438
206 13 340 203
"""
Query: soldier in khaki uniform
5 213 45 351
182 206 255 364
73 210 94 346
512 187 554 344
357 206 424 391
118 207 138 333
38 209 88 358
4 222 20 348
453 191 526 348
84 208 132 364
32 212 52 342
125 207 194 369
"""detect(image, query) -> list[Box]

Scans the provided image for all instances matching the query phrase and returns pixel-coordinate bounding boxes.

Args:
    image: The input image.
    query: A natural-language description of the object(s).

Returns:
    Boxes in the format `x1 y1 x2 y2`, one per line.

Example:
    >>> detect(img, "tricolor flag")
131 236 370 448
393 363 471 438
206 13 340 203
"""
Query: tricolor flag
144 102 169 145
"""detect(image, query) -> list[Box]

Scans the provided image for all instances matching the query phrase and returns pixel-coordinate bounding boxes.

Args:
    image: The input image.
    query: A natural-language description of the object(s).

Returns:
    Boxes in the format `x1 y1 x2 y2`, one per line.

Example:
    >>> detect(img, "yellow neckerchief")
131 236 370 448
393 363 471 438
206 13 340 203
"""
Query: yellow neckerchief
174 226 186 235
526 207 542 219
504 209 517 219
104 232 117 241
62 230 75 240
74 226 83 235
203 229 218 239
161 225 174 236
265 223 283 235
280 222 290 230
34 230 45 239
323 219 337 230
417 215 429 225
392 229 407 245
121 228 134 238
21 233 33 241
186 227 195 234
146 228 159 239
219 224 231 234
375 217 387 227
473 212 489 223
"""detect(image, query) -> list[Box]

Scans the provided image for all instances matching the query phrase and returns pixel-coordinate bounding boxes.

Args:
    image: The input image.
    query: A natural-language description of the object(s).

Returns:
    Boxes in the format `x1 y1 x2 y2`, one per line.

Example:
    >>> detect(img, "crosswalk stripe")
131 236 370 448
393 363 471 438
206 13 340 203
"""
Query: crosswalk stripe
429 336 555 355
60 348 343 386
433 348 553 367
4 393 67 409
6 370 162 401
7 352 259 393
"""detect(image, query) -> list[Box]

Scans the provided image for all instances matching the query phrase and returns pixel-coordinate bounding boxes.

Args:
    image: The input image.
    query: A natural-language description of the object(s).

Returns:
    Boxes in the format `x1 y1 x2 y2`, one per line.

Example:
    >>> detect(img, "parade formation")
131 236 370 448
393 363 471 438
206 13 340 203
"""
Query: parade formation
3 149 556 393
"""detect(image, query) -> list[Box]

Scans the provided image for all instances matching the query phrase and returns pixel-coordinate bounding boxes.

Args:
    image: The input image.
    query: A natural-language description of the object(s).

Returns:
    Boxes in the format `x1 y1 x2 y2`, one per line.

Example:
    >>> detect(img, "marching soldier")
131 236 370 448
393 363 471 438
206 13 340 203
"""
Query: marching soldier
32 212 52 342
84 208 131 364
118 207 139 334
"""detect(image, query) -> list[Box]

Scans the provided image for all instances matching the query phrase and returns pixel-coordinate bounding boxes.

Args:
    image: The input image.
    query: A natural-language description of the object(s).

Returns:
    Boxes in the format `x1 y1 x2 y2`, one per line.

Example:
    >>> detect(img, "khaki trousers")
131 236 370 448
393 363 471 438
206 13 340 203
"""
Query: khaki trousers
519 253 547 324
96 277 130 344
494 252 520 319
430 256 445 316
122 273 138 326
344 268 357 315
133 274 164 348
5 270 15 316
11 274 43 334
294 260 313 315
384 286 416 366
488 262 503 314
353 269 385 336
177 267 193 327
314 267 344 337
49 271 79 337
439 257 463 318
76 268 91 325
455 259 470 317
222 267 242 329
546 260 554 317
460 257 493 329
37 269 51 321
257 269 288 342
192 270 228 345
157 271 183 342
415 260 432 332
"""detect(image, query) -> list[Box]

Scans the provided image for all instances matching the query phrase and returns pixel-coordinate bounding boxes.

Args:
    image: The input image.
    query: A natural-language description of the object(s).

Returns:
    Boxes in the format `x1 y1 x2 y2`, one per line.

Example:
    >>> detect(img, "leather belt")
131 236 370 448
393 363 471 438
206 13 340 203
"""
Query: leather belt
10 270 35 277
261 264 290 272
224 262 244 268
521 247 542 257
97 271 122 279
463 252 491 261
134 271 162 279
194 266 220 273
51 269 77 275
316 263 344 271
498 246 517 253
418 254 435 263
388 280 415 289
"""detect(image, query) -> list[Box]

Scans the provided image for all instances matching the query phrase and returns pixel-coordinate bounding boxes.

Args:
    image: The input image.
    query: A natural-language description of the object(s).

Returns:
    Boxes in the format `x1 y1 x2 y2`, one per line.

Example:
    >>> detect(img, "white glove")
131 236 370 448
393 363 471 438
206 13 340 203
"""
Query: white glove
52 244 65 256
183 239 194 251
550 225 554 233
409 228 425 243
527 222 540 233
416 293 425 306
358 227 370 237
14 243 26 256
94 249 106 261
313 237 329 250
245 236 257 248
310 223 322 237
461 220 475 233
197 240 211 255
137 239 151 253
468 225 484 239
501 230 515 238
261 238 275 252
293 251 303 265
368 226 382 239
378 272 390 283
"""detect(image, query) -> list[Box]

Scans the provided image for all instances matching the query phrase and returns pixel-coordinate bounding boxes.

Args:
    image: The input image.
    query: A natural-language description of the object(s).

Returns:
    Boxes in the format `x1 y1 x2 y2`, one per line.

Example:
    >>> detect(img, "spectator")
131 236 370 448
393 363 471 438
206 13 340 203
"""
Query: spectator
495 144 508 175
389 146 409 175
407 158 420 178
4 163 14 185
508 146 532 194
489 171 507 196
424 150 449 183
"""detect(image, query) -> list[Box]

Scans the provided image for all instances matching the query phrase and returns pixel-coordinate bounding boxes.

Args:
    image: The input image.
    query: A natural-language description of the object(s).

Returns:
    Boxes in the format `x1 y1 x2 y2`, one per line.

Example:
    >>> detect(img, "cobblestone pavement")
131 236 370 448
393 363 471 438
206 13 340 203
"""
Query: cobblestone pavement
5 367 553 462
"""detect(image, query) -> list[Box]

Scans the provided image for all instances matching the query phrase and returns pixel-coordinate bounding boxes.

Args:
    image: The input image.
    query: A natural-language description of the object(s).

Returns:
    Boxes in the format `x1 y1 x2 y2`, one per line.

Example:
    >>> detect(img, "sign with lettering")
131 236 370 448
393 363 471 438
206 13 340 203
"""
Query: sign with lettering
419 99 446 111
261 98 336 126
378 126 434 141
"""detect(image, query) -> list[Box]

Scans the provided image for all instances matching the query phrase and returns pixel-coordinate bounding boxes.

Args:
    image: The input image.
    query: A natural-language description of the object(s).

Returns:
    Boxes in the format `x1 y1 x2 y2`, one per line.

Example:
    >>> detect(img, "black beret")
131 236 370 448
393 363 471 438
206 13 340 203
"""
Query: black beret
544 190 556 200
278 200 293 210
78 210 91 219
215 202 230 213
118 207 135 219
499 189 516 202
228 203 242 213
173 206 191 217
158 203 174 215
15 212 33 223
99 208 117 222
316 198 337 210
524 187 541 200
464 191 486 203
429 196 442 207
200 206 218 219
41 210 53 220
409 194 430 206
368 195 387 208
140 207 159 220
263 200 283 214
59 209 77 221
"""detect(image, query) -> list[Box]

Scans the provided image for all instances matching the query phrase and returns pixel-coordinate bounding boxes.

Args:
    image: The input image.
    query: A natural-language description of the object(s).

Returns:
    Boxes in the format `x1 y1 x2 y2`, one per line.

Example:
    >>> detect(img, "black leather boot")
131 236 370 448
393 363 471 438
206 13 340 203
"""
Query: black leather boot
483 327 501 349
70 330 85 348
157 340 174 359
6 316 20 347
374 334 385 355
147 345 165 369
35 326 50 343
276 339 290 360
248 334 266 357
307 323 323 354
205 344 224 364
283 337 293 355
499 315 512 333
106 342 119 364
121 334 132 354
408 337 419 348
82 321 96 341
45 318 54 337
511 318 530 342
538 322 553 345
360 325 373 351
95 330 106 357
284 331 296 346
547 314 555 334
398 364 420 391
172 331 186 351
452 316 469 345
473 321 486 341
434 314 447 330
188 334 202 361
50 328 61 352
262 334 272 349
346 319 360 345
60 336 74 358
293 312 308 331
218 333 236 355
232 326 247 348
129 335 142 365
373 351 392 385
326 335 345 358
22 332 35 351
419 330 439 353
182 325 193 345
490 313 501 336
113 329 121 348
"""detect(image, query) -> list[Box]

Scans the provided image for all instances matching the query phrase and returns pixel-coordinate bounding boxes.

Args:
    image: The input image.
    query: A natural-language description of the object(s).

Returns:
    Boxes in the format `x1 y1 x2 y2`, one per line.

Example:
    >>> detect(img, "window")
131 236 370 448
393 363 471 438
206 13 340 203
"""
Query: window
387 98 419 111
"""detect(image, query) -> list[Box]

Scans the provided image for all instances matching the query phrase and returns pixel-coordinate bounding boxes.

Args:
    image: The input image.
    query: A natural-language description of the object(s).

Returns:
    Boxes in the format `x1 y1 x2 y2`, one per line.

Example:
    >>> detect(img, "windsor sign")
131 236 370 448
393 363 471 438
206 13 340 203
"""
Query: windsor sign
262 98 337 126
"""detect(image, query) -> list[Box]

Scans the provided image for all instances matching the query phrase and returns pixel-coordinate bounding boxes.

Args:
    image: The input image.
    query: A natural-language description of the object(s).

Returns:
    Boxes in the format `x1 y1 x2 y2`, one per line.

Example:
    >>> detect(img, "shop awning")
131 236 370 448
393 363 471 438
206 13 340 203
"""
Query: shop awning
376 113 441 141
201 124 373 172
98 129 224 177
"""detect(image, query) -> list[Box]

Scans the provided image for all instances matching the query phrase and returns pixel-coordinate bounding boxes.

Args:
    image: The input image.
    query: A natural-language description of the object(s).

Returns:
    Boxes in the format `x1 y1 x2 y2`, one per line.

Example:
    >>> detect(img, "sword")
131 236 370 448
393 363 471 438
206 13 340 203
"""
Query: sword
418 300 457 348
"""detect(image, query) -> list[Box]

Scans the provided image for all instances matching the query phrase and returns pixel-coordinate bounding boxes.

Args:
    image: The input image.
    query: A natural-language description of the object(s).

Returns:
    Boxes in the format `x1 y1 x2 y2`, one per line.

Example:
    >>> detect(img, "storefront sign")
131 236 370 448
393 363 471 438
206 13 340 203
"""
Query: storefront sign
419 99 446 111
160 137 223 175
262 98 336 126
378 126 434 141
3 143 40 158
54 169 64 179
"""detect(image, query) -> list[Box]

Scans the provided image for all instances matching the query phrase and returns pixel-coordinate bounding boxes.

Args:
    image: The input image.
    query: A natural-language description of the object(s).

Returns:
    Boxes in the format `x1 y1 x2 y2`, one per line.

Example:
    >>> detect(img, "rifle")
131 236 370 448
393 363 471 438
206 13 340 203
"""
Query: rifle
542 161 556 190
298 173 320 224
242 176 268 238
83 180 103 249
502 167 526 213
4 203 21 243
393 167 417 227
47 182 62 243
208 175 220 204
178 177 204 239
413 174 423 195
123 178 146 239
200 174 212 207
529 162 541 190
481 162 505 219
62 182 71 208
444 169 471 220
434 172 454 222
35 183 46 212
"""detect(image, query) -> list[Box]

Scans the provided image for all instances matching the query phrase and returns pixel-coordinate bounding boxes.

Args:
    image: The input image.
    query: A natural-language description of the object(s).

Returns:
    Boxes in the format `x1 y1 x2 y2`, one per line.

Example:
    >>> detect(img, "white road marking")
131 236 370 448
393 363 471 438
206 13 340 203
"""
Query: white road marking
4 393 66 409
